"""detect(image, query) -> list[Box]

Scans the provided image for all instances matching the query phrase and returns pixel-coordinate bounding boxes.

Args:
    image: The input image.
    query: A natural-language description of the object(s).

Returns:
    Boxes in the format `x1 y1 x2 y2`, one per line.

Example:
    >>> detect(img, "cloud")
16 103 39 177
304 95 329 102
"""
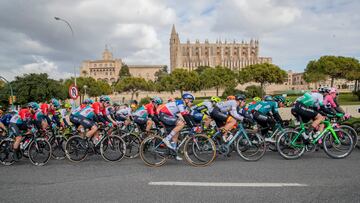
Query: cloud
0 0 359 79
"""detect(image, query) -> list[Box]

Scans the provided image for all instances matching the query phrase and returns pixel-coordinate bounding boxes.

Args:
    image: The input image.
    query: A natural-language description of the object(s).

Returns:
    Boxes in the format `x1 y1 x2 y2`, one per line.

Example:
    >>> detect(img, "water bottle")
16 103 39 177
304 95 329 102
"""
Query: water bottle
227 133 234 142
21 139 30 150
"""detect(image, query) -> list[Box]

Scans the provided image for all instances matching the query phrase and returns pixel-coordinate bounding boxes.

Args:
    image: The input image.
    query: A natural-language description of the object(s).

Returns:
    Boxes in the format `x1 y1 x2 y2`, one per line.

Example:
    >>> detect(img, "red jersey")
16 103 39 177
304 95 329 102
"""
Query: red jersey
144 103 157 116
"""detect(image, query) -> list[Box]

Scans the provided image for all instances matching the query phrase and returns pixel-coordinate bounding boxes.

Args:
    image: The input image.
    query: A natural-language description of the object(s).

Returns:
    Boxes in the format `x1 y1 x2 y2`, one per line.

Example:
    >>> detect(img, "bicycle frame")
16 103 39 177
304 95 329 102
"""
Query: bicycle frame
211 123 252 149
290 120 341 148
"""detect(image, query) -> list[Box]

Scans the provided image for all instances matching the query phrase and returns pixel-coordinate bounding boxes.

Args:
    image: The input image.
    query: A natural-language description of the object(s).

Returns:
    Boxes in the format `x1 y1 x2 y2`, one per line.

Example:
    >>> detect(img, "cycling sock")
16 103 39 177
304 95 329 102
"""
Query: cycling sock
165 131 176 141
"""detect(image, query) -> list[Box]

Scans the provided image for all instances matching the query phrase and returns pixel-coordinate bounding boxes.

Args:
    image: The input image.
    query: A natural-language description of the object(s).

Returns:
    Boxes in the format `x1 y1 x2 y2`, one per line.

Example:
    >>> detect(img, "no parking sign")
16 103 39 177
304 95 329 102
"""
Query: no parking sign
69 84 79 99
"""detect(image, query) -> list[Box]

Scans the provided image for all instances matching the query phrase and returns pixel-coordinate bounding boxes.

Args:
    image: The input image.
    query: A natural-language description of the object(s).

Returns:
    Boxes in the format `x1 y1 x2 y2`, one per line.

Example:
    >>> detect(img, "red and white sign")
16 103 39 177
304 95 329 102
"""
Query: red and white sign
69 84 79 99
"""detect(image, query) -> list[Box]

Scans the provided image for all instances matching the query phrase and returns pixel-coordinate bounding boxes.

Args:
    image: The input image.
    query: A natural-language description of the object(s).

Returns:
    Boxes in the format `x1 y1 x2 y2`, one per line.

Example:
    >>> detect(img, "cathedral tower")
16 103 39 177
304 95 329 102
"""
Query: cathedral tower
170 24 180 71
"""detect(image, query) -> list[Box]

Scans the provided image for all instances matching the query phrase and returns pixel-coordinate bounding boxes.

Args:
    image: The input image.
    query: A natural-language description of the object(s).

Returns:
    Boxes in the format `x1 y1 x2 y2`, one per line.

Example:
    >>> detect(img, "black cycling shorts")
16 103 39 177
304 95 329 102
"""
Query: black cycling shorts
210 107 229 127
291 102 318 123
9 123 27 137
115 115 128 122
70 114 81 127
78 116 96 129
159 112 178 127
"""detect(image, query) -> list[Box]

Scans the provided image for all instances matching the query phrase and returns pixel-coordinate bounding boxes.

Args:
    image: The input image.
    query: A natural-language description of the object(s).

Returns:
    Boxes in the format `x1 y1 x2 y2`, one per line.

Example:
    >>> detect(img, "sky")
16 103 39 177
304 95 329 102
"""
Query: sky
0 0 359 80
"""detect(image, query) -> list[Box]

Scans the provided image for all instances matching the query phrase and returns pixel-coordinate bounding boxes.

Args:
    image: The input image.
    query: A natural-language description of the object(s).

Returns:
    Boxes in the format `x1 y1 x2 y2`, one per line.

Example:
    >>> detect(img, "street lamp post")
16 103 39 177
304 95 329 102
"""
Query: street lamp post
0 76 15 110
54 16 77 86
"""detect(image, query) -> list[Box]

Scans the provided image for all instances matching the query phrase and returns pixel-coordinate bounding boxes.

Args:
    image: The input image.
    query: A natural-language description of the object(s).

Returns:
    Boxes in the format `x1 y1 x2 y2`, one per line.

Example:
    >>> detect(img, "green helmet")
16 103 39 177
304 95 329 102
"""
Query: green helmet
264 95 273 101
210 96 221 103
64 103 71 108
152 96 163 105
274 95 285 103
28 102 40 110
50 98 60 108
100 95 111 102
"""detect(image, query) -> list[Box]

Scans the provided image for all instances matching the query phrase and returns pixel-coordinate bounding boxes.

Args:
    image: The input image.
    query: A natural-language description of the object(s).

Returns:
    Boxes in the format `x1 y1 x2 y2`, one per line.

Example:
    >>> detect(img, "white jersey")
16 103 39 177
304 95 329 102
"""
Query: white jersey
215 100 243 121
116 106 132 117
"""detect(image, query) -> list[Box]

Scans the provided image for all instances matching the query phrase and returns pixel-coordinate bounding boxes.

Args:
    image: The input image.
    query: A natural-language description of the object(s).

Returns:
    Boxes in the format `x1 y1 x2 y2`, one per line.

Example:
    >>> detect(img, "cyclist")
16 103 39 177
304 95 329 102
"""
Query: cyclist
9 103 36 160
157 93 196 160
191 96 221 130
210 94 247 142
248 95 285 135
77 100 100 143
324 87 346 115
133 96 163 133
291 89 326 140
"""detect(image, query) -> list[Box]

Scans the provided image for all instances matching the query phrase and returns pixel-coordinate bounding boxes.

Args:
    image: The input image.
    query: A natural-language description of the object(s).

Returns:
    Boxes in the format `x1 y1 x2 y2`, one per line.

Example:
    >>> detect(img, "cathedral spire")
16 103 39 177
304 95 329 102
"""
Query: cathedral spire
171 24 176 35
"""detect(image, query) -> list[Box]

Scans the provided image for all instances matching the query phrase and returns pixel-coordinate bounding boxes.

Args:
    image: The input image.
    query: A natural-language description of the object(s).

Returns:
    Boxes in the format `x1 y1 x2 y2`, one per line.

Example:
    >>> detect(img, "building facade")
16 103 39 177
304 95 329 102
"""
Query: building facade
170 25 272 71
80 47 165 83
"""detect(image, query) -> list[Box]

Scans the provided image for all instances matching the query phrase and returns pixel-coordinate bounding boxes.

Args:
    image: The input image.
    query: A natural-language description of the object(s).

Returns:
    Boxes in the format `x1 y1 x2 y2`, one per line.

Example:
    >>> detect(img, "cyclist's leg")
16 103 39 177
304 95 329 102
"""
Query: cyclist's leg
203 115 212 130
171 119 185 143
145 119 153 132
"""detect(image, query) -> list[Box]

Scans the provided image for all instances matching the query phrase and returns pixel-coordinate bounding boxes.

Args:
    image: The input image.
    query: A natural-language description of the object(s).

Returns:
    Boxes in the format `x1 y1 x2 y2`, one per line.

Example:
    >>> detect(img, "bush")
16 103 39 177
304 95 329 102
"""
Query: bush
139 97 151 106
222 87 246 98
245 85 264 98
352 90 360 101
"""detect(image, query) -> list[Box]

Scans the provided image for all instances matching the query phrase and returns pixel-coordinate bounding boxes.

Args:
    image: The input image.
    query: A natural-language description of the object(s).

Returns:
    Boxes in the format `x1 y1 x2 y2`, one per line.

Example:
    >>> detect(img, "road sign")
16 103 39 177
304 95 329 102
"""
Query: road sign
69 84 79 99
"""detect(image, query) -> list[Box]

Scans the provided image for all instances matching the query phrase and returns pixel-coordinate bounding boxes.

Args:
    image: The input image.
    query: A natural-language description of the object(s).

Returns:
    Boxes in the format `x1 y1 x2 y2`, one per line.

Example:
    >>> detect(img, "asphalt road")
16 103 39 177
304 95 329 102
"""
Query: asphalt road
0 149 359 203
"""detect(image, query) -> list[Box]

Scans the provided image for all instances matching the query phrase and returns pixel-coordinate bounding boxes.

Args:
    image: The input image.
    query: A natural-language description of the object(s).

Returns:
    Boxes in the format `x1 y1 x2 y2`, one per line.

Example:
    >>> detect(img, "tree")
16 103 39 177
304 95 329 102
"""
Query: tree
118 64 131 81
154 65 169 82
304 56 360 87
6 73 67 104
245 85 264 98
64 77 112 102
200 66 237 96
155 74 175 93
115 77 150 100
194 66 211 75
238 63 287 96
169 69 201 95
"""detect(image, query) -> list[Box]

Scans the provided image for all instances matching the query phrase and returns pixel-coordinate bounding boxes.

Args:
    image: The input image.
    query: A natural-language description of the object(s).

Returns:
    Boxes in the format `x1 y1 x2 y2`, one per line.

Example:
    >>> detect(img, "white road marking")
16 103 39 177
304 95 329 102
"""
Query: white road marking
149 182 308 187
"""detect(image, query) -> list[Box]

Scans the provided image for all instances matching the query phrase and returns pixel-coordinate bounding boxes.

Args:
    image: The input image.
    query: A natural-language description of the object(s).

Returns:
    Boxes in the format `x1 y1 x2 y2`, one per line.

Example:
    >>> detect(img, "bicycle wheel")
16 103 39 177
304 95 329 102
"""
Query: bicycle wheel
184 134 216 167
339 125 358 147
65 136 88 162
323 129 354 159
49 135 67 160
121 133 141 159
236 130 266 161
28 138 52 166
0 138 15 166
100 135 126 162
139 135 168 167
276 129 305 160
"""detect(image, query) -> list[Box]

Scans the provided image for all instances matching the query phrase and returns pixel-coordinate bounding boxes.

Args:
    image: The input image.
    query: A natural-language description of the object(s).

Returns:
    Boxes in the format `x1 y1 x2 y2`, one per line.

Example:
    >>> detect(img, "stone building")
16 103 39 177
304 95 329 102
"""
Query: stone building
170 25 272 71
80 47 165 83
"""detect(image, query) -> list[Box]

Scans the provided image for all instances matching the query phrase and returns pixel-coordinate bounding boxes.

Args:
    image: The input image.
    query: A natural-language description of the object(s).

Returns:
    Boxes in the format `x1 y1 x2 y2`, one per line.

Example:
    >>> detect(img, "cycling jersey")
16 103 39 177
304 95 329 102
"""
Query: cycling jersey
144 103 156 116
248 101 279 115
79 106 96 120
10 109 30 125
215 100 243 121
323 94 337 108
71 106 83 116
158 100 189 117
192 100 214 115
0 113 12 126
297 92 323 108
32 110 46 122
133 106 148 119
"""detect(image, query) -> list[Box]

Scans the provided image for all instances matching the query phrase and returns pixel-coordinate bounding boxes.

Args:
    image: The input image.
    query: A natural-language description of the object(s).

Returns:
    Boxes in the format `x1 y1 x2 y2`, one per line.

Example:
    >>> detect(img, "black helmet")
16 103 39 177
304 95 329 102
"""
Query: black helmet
235 94 246 101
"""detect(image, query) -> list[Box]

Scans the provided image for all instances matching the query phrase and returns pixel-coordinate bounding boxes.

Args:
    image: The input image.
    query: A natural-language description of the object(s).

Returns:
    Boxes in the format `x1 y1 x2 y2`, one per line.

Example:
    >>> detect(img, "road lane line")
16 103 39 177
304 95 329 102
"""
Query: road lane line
149 182 308 187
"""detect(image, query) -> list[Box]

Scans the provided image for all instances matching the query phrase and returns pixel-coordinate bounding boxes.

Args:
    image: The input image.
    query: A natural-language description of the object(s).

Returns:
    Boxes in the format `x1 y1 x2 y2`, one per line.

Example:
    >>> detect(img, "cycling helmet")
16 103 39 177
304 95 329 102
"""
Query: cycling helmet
28 102 40 110
50 98 60 108
152 96 163 105
210 96 221 103
253 97 261 102
99 95 111 102
274 95 285 103
113 102 120 107
318 87 326 94
227 95 235 100
193 112 203 123
64 103 71 109
235 94 246 101
130 100 138 105
329 87 337 94
264 95 273 101
83 98 94 105
182 93 195 101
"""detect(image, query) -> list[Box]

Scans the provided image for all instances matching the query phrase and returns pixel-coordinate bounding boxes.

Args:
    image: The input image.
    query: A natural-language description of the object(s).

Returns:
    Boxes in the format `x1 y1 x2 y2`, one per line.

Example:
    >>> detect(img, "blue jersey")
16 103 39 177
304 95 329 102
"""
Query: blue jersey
0 114 12 126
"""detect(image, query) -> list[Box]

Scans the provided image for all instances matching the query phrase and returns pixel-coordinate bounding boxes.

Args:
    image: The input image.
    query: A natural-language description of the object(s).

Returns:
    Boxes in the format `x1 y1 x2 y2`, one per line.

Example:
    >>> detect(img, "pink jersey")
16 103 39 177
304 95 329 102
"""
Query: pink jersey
323 95 337 108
